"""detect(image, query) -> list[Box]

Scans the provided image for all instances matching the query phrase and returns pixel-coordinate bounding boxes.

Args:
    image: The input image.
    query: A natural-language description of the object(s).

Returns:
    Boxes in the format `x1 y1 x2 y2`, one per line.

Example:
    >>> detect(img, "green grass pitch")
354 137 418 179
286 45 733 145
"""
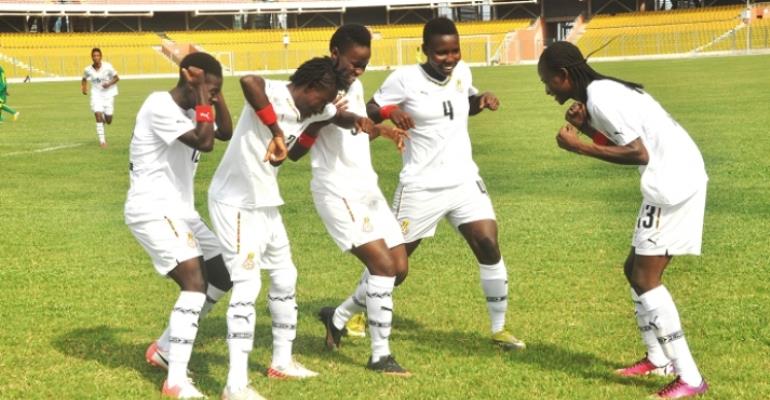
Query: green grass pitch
1 54 768 399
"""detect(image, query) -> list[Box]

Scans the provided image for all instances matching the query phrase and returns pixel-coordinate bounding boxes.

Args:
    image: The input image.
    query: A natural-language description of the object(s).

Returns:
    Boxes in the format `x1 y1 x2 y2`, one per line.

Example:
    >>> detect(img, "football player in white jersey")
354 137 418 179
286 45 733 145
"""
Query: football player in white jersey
125 52 233 399
366 18 525 351
538 41 709 399
81 48 119 148
286 25 411 376
207 56 371 399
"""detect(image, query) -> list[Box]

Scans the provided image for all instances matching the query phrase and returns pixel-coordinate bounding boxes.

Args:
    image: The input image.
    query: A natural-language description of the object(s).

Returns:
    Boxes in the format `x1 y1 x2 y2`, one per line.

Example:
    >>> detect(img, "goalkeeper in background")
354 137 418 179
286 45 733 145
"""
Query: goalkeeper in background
0 65 20 122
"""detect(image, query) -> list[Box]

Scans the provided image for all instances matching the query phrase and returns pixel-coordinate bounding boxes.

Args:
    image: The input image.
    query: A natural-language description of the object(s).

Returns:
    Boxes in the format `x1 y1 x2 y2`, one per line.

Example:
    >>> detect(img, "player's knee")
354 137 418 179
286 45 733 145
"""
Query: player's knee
269 267 297 295
205 255 233 292
172 260 208 293
473 235 501 265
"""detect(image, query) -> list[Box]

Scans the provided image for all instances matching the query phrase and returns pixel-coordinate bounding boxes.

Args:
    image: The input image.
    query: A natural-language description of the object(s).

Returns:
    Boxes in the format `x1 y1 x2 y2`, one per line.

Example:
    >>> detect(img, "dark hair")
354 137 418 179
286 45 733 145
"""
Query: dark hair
329 24 371 53
538 41 643 103
177 51 222 86
290 56 349 92
423 17 458 46
91 47 101 56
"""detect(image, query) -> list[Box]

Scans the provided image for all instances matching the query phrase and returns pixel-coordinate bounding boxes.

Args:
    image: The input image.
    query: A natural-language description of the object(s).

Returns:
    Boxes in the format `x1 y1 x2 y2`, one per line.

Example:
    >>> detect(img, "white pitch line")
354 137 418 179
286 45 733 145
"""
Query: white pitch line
1 143 84 157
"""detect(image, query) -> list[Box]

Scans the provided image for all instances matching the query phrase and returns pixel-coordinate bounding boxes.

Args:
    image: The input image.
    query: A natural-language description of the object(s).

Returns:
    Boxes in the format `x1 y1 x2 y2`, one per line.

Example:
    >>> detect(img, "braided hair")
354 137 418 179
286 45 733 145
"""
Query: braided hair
290 56 350 92
330 24 371 52
538 41 642 103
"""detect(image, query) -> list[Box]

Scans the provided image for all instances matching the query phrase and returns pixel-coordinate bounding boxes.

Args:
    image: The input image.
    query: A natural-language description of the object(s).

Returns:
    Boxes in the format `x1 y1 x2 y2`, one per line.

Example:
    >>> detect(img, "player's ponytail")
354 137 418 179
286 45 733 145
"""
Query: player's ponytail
538 41 643 103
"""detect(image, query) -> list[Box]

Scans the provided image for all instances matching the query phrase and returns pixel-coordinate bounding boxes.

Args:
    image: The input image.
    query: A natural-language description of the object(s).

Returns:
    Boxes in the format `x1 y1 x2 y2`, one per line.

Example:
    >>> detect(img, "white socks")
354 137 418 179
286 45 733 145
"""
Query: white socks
96 122 105 144
479 259 508 333
226 279 260 392
157 284 226 352
630 287 670 367
366 275 395 362
333 268 369 330
167 291 206 386
267 268 298 368
639 285 703 386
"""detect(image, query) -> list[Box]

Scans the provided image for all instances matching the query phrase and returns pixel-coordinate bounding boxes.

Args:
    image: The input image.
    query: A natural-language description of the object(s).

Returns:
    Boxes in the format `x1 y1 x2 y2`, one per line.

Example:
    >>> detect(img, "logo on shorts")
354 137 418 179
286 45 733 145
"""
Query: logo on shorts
362 217 373 233
186 232 197 248
242 252 256 270
400 219 410 235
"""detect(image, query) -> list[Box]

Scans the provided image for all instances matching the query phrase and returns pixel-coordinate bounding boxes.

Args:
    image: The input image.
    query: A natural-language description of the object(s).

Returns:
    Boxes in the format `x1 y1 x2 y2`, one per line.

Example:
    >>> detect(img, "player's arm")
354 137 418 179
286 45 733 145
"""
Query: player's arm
366 98 415 130
330 110 374 134
556 124 648 165
468 92 499 116
212 92 233 141
103 74 119 89
81 77 88 95
177 67 217 152
288 121 327 162
240 74 287 165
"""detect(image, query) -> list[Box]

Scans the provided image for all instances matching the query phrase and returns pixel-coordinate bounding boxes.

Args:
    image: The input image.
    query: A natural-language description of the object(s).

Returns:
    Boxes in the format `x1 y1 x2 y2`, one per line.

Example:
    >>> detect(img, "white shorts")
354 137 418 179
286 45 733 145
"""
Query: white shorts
313 190 405 252
208 199 294 282
91 94 115 115
633 185 707 256
128 217 222 276
392 179 497 243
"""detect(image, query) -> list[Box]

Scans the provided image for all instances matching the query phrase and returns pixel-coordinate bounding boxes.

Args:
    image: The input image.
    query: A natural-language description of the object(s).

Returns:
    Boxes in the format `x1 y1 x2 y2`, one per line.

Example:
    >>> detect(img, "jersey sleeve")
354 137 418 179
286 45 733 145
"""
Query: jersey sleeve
372 69 406 106
82 68 90 80
463 63 479 96
151 100 195 145
588 89 642 146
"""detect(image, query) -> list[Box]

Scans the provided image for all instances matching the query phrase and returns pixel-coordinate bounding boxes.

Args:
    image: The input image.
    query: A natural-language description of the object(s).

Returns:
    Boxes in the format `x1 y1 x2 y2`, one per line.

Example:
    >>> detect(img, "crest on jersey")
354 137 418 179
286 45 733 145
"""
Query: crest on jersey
456 78 463 92
242 252 256 270
362 217 373 233
186 232 197 248
400 219 410 235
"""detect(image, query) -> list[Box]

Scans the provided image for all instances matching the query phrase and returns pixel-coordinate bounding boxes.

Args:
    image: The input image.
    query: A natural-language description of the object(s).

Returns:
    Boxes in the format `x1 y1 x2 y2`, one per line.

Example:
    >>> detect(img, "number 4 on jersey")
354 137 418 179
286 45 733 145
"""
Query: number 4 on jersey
442 100 454 120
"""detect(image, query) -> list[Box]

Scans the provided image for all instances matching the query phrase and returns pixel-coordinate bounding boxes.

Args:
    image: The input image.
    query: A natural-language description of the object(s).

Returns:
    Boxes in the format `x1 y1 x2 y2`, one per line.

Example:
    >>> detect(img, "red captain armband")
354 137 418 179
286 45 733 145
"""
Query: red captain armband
195 105 214 123
255 103 278 126
379 104 399 120
593 133 609 146
296 132 316 149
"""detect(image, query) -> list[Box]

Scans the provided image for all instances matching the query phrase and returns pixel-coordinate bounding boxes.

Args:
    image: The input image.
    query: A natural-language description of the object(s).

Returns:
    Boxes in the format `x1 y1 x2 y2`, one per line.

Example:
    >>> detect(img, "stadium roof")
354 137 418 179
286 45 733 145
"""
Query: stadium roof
0 0 537 17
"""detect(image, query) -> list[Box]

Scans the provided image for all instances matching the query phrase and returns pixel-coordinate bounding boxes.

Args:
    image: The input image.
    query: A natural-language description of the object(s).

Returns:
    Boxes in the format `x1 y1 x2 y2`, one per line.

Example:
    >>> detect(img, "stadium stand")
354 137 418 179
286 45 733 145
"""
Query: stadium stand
0 32 176 78
576 5 752 57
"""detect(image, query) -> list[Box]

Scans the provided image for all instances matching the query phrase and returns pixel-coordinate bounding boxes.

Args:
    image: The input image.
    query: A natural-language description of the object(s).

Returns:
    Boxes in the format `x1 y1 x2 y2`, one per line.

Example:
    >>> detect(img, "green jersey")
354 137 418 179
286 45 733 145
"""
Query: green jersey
0 65 7 98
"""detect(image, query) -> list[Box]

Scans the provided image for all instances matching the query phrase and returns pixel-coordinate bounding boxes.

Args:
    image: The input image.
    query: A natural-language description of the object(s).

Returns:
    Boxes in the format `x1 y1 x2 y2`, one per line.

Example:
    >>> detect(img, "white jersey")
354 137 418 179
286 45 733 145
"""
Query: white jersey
373 60 480 190
587 79 708 205
311 79 379 197
124 91 199 224
83 62 118 97
209 79 337 209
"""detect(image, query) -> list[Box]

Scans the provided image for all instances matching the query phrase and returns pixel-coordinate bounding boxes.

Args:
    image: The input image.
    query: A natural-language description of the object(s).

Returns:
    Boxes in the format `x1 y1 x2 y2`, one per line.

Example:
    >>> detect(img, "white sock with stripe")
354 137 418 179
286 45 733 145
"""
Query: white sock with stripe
96 122 105 144
267 267 298 368
479 259 508 333
226 279 260 393
158 284 226 352
639 285 703 386
630 287 670 367
166 291 205 386
366 275 395 362
333 268 369 330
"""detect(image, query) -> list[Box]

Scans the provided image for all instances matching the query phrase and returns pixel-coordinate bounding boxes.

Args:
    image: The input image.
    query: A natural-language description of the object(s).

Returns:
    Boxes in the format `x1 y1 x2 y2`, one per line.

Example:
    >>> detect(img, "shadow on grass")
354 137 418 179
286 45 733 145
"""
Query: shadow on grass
395 324 662 391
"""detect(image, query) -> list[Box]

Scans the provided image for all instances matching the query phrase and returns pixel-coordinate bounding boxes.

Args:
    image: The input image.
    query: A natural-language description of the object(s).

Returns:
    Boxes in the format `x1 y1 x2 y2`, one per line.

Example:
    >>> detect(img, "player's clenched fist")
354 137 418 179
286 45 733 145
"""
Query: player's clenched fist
556 124 582 153
565 101 588 130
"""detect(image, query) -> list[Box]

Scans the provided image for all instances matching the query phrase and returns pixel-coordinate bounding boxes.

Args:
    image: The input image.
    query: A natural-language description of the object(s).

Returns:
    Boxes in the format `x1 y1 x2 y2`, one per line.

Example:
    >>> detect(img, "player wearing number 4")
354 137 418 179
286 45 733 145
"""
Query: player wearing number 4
125 52 233 399
81 48 119 148
366 17 525 351
207 56 367 399
538 41 709 399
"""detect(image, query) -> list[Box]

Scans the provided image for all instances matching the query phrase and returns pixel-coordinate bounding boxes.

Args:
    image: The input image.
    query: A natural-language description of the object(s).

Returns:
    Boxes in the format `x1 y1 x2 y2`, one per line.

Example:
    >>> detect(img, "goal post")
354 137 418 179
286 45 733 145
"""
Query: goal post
395 34 493 67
